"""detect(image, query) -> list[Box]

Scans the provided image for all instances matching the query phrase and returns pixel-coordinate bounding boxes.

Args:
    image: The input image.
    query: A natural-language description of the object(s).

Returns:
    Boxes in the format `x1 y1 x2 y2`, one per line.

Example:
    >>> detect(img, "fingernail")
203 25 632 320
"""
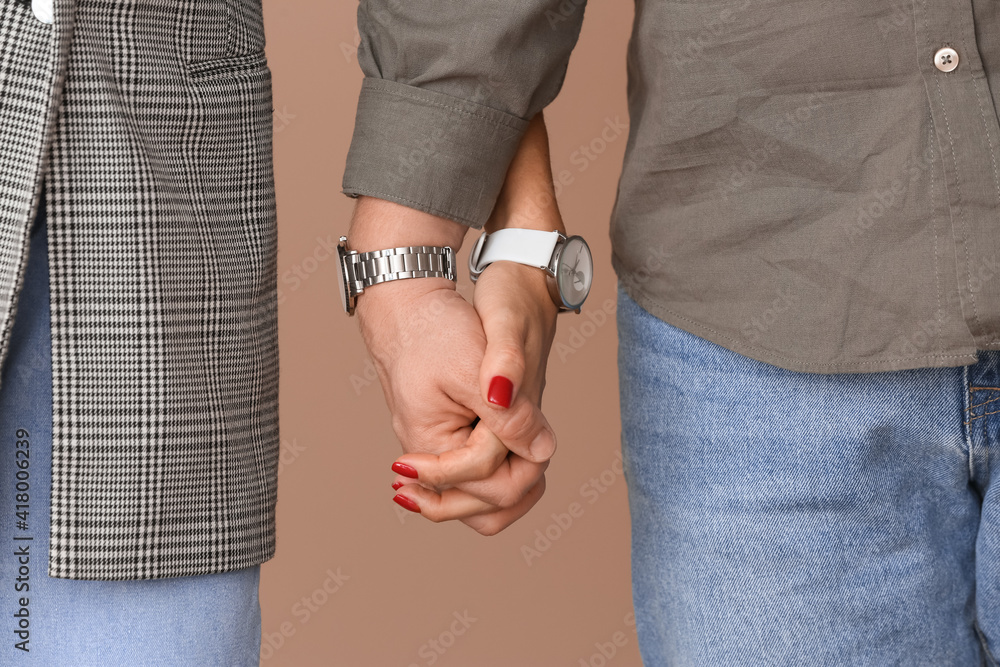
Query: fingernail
488 376 514 408
391 481 403 491
391 462 418 479
529 428 556 460
393 494 420 513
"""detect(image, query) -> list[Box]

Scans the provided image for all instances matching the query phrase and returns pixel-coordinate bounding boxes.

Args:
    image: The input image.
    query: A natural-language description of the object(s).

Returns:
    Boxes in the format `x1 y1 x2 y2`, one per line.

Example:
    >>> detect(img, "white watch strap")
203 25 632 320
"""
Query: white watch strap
469 229 562 278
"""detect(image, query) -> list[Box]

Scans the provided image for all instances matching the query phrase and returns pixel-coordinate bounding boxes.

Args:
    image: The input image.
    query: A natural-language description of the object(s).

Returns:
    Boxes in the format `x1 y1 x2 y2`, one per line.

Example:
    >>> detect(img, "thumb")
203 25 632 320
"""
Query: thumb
477 312 556 464
479 313 527 410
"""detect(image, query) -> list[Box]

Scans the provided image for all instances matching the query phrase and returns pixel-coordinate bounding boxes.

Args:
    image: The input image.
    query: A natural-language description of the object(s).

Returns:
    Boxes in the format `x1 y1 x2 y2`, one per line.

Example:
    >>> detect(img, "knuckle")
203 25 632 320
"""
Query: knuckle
421 507 445 524
494 484 525 510
398 422 437 455
420 465 446 488
495 402 538 444
469 456 498 482
493 341 526 373
476 519 507 537
390 414 408 442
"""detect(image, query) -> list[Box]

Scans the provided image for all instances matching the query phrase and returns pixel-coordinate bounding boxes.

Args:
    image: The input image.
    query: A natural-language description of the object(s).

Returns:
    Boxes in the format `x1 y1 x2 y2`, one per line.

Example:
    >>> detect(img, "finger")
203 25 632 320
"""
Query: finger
460 474 547 536
453 446 548 508
479 302 527 410
448 366 557 465
393 451 547 508
392 483 496 522
390 422 547 509
391 425 509 489
390 399 477 456
441 346 557 465
478 396 557 464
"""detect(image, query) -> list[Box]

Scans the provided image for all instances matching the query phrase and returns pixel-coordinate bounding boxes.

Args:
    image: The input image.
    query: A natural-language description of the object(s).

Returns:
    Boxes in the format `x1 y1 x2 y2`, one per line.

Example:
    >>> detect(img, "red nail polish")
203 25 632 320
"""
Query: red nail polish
488 376 513 408
391 481 403 491
391 462 418 479
393 494 420 513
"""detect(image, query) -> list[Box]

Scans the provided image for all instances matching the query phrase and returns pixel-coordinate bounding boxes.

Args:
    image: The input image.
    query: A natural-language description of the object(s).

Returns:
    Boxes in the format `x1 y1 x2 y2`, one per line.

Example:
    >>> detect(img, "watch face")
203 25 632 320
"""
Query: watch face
555 236 593 310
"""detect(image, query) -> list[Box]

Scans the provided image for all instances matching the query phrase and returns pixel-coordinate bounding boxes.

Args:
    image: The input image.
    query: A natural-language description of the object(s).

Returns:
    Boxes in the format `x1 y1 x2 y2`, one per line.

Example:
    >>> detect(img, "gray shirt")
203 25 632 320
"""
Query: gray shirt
343 0 1000 374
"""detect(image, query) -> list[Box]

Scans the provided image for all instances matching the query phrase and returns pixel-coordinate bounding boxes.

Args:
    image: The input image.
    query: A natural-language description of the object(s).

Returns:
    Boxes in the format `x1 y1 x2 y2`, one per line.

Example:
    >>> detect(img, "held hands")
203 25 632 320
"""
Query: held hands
387 259 558 534
353 112 564 534
356 242 559 535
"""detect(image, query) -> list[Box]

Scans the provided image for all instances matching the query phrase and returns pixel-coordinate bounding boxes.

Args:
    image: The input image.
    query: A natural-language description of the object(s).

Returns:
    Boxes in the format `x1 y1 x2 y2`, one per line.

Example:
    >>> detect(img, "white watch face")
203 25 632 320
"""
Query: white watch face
556 236 593 310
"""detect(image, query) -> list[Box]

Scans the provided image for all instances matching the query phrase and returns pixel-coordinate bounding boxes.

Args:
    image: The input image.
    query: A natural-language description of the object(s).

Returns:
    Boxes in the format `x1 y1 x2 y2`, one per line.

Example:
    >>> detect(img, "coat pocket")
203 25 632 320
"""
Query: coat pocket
185 0 266 78
186 50 268 83
224 0 266 58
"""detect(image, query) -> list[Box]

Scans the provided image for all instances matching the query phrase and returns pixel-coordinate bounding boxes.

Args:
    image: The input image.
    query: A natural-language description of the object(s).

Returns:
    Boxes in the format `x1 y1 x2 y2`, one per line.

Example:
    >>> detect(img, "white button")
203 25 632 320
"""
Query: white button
31 0 53 24
934 46 959 72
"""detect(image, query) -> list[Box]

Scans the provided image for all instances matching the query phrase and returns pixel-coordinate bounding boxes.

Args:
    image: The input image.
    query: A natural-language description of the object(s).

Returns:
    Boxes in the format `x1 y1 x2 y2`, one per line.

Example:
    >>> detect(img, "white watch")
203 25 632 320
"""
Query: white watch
468 229 594 312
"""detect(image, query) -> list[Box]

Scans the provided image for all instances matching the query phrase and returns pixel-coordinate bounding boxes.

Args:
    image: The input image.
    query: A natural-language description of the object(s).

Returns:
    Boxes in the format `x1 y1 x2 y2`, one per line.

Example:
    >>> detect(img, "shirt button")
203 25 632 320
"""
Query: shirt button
934 46 959 72
31 0 53 24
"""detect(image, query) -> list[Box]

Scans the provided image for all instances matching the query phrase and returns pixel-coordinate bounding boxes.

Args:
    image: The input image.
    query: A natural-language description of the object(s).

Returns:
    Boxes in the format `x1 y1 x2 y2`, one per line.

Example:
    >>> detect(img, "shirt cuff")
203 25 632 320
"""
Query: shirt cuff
342 78 530 229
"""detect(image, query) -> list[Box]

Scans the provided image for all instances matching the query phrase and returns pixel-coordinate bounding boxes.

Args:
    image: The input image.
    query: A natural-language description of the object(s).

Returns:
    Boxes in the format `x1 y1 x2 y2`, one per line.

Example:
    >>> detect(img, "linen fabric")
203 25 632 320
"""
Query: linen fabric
344 0 1000 374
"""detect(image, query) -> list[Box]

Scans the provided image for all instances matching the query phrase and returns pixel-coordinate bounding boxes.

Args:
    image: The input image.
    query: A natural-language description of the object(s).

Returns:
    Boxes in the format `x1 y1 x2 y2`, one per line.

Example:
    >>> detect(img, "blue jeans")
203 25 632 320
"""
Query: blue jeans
0 197 262 665
618 285 999 666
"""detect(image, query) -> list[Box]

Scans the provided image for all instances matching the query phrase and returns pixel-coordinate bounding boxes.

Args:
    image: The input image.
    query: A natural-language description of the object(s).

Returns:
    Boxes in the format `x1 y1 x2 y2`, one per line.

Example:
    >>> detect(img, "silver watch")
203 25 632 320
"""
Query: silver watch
468 229 594 313
335 236 456 315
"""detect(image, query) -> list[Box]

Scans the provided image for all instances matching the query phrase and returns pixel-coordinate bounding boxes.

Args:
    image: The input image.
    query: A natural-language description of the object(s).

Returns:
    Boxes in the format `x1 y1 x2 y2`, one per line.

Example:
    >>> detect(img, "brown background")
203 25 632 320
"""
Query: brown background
261 2 638 664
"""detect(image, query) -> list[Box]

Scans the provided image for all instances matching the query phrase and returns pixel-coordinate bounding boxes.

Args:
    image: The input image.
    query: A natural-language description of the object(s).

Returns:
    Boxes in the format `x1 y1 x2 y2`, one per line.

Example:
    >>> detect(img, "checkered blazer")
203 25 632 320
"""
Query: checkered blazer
1 0 279 580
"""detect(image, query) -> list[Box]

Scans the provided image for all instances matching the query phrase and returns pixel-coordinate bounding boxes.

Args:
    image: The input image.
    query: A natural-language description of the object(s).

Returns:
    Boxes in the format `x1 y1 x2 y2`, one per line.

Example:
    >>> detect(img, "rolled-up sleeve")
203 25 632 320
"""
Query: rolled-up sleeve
342 0 587 228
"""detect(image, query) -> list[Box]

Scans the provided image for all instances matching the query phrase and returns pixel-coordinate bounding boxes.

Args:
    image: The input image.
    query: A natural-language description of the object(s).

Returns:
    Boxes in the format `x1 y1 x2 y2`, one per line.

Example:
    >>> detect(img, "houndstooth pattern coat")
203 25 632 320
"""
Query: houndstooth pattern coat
1 0 279 580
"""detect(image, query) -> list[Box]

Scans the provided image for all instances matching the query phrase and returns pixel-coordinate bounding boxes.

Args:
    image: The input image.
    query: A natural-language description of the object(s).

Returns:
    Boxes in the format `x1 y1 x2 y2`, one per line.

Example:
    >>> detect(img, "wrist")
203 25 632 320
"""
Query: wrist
474 261 559 322
348 196 467 253
354 272 455 325
485 113 566 236
345 195 466 320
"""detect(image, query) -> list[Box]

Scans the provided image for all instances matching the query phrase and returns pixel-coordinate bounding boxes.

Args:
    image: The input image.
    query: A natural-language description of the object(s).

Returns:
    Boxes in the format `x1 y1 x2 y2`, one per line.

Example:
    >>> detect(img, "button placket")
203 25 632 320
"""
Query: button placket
915 0 1000 347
